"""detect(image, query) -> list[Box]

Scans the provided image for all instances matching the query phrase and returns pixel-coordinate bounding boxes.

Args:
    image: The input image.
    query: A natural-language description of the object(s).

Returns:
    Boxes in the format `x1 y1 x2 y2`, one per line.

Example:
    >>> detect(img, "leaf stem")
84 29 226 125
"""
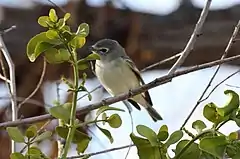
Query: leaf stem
60 46 79 159
174 130 213 159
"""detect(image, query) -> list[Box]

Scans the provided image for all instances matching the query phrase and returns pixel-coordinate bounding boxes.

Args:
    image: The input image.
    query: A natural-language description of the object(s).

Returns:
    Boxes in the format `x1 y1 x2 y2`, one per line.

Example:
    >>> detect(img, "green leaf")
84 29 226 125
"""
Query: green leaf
107 114 122 128
69 36 86 49
199 136 227 158
49 9 58 22
175 140 201 159
233 151 240 159
130 133 165 159
34 42 54 60
77 59 89 71
27 147 49 159
49 104 71 122
192 120 207 133
61 76 74 89
44 48 70 64
136 125 158 146
217 90 239 117
25 125 37 139
10 152 25 159
165 130 183 147
46 30 58 39
97 125 113 143
85 53 100 61
62 31 73 42
157 125 169 141
56 126 70 140
64 13 71 21
76 138 91 154
38 16 50 27
203 103 226 124
102 112 107 125
76 23 89 37
56 18 65 29
7 127 25 143
228 132 238 140
96 106 125 117
33 131 52 142
73 130 91 144
56 126 91 144
27 32 61 62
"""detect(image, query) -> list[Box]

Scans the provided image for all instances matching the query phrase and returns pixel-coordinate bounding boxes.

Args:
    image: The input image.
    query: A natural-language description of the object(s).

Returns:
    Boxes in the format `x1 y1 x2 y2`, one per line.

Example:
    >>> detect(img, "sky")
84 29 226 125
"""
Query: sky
0 0 240 15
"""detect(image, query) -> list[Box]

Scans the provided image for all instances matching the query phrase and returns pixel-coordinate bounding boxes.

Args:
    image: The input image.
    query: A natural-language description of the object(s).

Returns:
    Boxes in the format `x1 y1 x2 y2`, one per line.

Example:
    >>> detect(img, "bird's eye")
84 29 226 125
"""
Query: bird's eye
99 48 108 53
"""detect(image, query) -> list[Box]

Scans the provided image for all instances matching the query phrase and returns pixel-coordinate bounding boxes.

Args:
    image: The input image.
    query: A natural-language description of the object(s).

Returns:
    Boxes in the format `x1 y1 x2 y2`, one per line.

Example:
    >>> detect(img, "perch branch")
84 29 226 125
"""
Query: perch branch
0 54 240 128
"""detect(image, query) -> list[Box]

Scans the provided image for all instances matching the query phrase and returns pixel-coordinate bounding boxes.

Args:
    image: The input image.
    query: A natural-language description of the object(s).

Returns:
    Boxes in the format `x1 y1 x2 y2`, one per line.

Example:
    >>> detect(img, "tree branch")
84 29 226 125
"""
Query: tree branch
168 0 212 75
0 54 240 128
180 20 240 129
17 58 47 110
0 34 17 152
67 144 135 159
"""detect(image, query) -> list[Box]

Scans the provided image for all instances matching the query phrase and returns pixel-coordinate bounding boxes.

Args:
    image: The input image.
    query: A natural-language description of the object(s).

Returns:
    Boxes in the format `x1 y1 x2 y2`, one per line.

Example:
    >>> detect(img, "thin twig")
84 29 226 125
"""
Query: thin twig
46 0 66 13
141 52 181 72
0 54 240 128
0 73 10 83
0 25 17 35
180 20 240 129
0 35 17 152
226 84 240 89
19 120 52 153
200 69 240 102
0 96 51 108
168 0 212 75
17 58 46 110
77 85 102 101
67 144 135 159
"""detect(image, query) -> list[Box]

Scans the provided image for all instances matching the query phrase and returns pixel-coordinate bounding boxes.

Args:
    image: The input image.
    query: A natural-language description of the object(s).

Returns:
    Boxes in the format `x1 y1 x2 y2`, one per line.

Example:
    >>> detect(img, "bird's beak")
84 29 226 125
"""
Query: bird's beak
90 45 98 54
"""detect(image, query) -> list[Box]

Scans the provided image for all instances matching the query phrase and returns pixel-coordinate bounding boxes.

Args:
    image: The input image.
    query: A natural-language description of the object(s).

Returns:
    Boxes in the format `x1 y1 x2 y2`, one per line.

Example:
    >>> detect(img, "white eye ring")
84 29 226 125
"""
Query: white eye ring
99 48 109 53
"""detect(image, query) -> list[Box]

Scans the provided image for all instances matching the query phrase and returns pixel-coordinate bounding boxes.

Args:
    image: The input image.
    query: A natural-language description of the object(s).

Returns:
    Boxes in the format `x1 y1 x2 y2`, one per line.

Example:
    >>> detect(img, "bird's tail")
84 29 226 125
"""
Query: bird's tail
146 106 163 122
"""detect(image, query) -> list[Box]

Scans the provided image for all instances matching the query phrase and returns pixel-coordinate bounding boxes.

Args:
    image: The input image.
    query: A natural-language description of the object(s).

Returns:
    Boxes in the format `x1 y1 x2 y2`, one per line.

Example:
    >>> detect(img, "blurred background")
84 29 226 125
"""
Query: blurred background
0 0 240 158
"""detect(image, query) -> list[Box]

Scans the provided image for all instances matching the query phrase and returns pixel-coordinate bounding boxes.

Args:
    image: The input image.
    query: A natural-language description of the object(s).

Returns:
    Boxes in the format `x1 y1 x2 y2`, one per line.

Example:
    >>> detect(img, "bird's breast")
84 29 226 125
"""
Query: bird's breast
95 59 139 96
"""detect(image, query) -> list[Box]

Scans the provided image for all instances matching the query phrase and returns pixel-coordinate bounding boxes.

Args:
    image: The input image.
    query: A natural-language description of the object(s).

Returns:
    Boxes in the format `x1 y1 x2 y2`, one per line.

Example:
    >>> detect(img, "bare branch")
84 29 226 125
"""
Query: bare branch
180 20 240 129
0 73 10 83
17 58 47 110
0 54 240 128
67 144 135 159
168 0 212 74
200 69 240 102
0 25 16 35
0 35 17 152
46 0 66 13
141 52 181 72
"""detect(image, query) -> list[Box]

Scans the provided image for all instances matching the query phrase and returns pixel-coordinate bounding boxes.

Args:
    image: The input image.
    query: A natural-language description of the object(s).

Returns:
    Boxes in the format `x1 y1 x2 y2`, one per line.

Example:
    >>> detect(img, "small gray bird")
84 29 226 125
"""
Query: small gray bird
91 39 162 122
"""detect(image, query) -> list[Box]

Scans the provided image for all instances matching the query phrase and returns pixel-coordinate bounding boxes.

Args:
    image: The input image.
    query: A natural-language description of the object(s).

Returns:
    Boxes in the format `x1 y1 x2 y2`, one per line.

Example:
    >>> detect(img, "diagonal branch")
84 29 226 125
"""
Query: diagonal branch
167 0 212 75
17 57 47 110
180 20 240 129
0 54 240 128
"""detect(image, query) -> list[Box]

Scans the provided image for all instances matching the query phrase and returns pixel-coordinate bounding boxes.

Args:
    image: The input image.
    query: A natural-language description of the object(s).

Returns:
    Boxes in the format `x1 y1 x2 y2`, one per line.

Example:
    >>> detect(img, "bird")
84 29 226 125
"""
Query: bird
90 39 162 122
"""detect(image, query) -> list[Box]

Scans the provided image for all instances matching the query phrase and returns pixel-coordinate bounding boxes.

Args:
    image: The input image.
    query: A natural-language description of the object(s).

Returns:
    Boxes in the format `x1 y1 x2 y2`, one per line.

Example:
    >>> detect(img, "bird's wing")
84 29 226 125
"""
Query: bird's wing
121 56 153 106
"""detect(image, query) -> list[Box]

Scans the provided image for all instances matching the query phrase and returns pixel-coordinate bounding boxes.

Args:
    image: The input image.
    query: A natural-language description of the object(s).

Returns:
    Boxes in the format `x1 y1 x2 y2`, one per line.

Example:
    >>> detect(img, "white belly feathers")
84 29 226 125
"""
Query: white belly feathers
95 58 140 96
